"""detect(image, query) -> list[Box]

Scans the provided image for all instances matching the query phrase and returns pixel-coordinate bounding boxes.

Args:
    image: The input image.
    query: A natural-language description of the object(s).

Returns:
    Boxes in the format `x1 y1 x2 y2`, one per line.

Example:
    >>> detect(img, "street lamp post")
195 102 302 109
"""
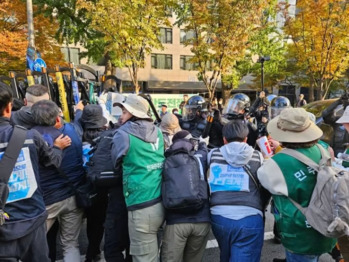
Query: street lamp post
259 56 270 92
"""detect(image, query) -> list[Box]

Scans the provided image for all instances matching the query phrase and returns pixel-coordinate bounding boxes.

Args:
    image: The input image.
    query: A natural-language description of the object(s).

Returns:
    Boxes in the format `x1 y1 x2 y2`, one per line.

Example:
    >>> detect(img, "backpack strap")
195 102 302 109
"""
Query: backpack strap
0 126 27 183
193 154 205 181
0 126 27 210
281 148 320 172
279 145 331 216
243 165 259 190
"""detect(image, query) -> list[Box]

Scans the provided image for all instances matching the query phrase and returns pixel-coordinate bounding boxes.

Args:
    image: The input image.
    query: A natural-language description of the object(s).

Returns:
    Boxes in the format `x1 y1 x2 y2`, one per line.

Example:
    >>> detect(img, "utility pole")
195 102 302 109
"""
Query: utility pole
27 0 35 48
259 56 270 92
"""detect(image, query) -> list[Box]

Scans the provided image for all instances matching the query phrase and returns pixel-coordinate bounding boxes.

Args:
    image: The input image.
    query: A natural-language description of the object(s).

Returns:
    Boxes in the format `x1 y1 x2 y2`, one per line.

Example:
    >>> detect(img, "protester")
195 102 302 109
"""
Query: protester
79 105 110 262
11 84 49 129
258 108 336 262
161 130 211 262
208 120 266 262
0 86 67 261
32 100 85 262
160 113 182 150
112 94 165 262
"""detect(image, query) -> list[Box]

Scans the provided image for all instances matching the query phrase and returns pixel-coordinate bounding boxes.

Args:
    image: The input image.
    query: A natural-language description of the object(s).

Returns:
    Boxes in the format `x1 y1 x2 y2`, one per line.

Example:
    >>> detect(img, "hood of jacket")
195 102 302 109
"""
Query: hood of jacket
166 139 193 156
120 120 159 143
220 141 254 167
11 106 35 129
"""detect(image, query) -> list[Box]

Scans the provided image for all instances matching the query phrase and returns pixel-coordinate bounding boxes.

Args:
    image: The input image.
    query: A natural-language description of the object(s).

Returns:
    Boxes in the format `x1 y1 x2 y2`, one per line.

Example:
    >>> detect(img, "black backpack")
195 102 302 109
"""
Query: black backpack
86 129 121 187
162 148 208 213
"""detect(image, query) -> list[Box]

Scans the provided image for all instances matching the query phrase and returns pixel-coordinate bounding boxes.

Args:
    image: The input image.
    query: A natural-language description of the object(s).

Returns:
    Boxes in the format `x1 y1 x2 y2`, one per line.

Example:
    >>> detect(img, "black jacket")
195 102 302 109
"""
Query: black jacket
164 140 211 225
0 117 62 241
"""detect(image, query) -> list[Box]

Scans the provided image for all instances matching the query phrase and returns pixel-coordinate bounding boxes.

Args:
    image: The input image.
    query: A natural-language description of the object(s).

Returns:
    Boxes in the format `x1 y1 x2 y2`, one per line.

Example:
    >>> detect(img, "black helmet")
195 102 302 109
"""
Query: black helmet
182 95 208 121
270 96 291 119
223 93 251 117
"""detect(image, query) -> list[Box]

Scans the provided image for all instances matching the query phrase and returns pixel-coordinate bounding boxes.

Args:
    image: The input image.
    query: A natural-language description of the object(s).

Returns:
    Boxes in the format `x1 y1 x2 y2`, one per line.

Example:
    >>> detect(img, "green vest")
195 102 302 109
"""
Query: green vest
272 145 336 255
122 130 164 209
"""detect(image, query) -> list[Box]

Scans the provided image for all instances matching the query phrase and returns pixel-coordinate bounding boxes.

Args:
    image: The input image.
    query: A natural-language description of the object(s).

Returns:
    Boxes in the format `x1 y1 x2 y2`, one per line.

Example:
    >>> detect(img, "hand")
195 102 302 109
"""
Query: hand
268 138 280 154
199 136 209 145
75 101 84 111
54 134 71 150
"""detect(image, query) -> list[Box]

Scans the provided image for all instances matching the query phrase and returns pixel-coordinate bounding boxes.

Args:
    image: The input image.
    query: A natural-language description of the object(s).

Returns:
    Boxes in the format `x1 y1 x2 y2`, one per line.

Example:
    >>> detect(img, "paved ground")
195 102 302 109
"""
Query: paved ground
56 205 336 261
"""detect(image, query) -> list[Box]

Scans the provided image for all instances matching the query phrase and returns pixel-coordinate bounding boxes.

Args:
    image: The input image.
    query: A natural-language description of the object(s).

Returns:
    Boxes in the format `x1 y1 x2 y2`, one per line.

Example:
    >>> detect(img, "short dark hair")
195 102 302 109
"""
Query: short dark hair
222 120 249 142
0 83 13 116
281 139 318 149
26 84 48 96
31 100 60 126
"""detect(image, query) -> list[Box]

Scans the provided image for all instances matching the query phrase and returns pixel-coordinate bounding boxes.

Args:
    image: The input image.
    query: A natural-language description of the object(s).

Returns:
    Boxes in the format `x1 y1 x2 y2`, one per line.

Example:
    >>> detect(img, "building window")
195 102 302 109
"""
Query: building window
159 28 172 44
180 55 198 70
180 29 196 44
151 54 172 69
61 47 80 65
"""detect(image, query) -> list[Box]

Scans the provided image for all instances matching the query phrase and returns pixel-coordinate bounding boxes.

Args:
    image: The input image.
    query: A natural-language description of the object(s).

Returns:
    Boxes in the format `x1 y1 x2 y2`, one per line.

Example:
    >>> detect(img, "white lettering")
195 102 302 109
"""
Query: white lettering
294 170 307 181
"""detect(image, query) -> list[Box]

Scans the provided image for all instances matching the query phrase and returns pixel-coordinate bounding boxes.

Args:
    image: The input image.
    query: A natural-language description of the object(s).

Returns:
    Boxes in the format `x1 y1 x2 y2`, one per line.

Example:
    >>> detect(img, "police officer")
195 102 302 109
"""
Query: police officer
222 93 258 147
270 96 291 119
181 95 208 138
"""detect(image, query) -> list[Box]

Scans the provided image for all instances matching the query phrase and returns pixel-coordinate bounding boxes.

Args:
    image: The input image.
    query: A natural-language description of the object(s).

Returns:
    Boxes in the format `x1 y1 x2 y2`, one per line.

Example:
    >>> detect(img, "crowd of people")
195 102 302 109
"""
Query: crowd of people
0 83 348 262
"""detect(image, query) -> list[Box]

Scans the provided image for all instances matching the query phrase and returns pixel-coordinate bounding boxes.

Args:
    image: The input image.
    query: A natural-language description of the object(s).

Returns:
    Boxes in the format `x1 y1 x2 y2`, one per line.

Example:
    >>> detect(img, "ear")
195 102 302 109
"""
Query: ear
54 116 62 129
24 98 28 106
223 137 228 145
3 102 12 118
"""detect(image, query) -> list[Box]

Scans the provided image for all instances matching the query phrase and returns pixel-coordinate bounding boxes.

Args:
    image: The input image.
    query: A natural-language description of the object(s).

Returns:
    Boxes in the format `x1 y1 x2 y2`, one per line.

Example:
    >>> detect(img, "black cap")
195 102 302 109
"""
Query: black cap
80 105 107 129
172 130 192 143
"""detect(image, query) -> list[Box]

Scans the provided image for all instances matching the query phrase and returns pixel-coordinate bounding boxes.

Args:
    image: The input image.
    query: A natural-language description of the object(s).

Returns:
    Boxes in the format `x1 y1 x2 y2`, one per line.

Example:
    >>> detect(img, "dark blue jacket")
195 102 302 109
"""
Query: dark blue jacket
164 140 211 225
32 110 85 206
0 117 62 241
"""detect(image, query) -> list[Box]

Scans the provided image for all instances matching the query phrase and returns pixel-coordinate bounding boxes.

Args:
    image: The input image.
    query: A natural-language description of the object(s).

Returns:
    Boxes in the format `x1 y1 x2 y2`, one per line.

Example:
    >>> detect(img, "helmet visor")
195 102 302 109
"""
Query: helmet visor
182 106 198 121
270 107 286 119
223 99 245 115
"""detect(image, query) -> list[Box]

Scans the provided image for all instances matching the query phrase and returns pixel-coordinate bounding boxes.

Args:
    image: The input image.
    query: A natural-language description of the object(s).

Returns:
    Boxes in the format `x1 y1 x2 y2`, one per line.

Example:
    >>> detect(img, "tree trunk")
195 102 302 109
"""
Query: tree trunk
308 85 314 102
308 78 315 102
104 53 112 75
222 87 232 105
316 81 323 101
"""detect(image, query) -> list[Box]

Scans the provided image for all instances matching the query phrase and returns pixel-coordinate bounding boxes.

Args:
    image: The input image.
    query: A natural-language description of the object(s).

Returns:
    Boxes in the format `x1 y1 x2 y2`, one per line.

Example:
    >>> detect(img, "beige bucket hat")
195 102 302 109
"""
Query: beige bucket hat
160 113 181 135
336 106 349 124
113 94 150 119
267 107 323 143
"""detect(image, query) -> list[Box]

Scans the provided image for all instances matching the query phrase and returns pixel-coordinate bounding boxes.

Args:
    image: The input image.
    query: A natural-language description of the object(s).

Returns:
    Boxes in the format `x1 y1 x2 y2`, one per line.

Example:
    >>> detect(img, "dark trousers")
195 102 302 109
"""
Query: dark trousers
85 189 108 261
104 186 131 262
0 223 50 262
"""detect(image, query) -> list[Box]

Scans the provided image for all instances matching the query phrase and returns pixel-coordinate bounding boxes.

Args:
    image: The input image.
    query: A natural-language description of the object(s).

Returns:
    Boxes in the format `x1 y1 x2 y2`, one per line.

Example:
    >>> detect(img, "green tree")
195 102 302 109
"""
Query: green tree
34 0 105 64
236 0 288 93
174 0 268 101
78 0 171 93
284 0 349 100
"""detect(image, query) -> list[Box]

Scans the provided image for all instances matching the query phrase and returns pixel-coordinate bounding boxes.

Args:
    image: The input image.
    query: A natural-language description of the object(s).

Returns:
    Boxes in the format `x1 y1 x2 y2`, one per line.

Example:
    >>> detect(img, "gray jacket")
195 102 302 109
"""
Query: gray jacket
208 142 264 210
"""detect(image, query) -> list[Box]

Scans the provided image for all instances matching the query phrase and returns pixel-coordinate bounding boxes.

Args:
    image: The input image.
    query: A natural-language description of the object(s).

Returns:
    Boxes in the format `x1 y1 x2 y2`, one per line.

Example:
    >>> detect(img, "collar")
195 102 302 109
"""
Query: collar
0 117 10 126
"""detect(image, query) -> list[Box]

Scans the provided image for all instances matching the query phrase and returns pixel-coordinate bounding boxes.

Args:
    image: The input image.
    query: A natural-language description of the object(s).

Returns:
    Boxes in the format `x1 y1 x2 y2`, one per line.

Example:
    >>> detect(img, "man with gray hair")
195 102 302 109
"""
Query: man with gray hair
11 84 50 129
31 100 86 262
